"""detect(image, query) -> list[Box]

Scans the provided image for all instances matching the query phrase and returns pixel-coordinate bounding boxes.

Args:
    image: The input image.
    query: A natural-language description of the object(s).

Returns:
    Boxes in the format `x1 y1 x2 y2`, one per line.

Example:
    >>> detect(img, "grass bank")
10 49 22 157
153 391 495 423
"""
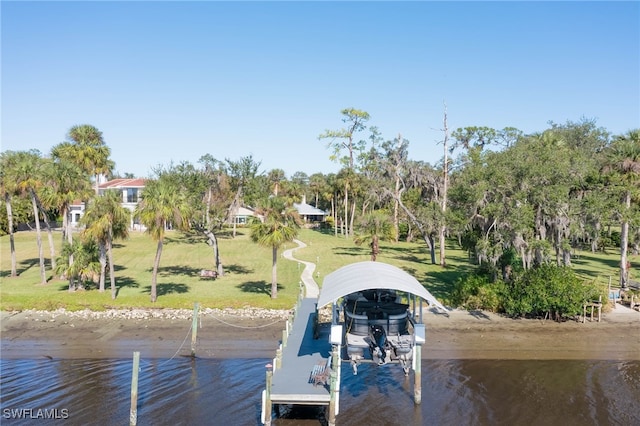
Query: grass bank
0 227 624 311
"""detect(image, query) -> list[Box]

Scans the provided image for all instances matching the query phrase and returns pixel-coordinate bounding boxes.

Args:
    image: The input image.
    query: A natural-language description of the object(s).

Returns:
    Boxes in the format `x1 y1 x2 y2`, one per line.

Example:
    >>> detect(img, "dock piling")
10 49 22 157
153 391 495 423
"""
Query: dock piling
130 351 140 426
414 345 422 404
190 302 199 357
263 364 273 426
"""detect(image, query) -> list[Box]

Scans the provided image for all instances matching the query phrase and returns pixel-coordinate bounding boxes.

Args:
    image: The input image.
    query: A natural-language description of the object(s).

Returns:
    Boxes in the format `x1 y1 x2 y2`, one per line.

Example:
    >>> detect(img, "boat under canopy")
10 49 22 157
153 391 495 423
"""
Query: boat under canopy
317 261 447 375
317 261 447 312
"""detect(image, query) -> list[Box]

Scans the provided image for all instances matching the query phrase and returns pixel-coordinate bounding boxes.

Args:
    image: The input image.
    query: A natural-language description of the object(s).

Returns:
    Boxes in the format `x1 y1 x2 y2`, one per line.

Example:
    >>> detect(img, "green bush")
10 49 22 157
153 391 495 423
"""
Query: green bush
451 273 505 312
502 264 599 320
453 264 601 320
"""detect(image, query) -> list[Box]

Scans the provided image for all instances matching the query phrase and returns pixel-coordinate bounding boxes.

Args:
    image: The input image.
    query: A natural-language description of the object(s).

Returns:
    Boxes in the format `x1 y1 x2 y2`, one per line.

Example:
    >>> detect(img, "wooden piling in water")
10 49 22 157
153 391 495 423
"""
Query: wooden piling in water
328 345 339 426
130 351 140 426
414 345 422 404
263 365 273 426
191 302 199 357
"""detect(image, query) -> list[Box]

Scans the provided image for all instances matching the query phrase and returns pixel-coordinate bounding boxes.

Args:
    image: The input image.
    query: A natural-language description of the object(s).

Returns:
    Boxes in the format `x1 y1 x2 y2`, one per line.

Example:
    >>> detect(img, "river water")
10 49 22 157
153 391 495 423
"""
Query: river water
1 357 638 426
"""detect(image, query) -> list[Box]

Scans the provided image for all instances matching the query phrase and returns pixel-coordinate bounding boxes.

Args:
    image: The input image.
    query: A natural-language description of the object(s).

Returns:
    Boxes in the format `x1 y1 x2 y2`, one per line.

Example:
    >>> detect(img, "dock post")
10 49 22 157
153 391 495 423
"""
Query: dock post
275 346 282 369
191 302 199 357
130 351 140 426
264 364 273 425
414 345 422 404
328 345 339 425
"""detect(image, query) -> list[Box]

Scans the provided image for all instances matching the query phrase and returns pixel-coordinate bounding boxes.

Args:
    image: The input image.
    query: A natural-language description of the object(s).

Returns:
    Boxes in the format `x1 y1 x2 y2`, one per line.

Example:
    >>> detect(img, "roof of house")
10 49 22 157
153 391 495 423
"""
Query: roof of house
236 206 256 216
99 178 146 189
317 261 447 312
293 202 328 216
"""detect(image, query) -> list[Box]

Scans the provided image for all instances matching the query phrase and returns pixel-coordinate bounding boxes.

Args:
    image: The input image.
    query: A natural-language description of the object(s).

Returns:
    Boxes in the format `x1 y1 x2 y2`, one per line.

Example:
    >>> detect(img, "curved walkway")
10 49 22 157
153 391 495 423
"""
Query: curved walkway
282 239 319 298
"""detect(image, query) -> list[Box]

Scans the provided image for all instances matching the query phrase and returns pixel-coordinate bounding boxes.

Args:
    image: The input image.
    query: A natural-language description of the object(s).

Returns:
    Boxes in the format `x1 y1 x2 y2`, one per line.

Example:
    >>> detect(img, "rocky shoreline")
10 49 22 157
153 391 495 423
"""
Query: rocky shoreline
3 307 292 322
1 305 638 360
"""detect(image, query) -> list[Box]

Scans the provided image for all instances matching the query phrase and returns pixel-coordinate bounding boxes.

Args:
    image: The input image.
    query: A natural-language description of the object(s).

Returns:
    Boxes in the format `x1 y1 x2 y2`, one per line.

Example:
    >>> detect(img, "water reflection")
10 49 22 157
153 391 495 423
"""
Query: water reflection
0 358 638 425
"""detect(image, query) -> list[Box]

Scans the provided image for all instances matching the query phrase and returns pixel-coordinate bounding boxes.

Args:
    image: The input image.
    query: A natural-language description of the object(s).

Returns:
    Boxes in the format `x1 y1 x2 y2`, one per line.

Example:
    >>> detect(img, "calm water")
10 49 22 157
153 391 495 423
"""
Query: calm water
1 357 639 426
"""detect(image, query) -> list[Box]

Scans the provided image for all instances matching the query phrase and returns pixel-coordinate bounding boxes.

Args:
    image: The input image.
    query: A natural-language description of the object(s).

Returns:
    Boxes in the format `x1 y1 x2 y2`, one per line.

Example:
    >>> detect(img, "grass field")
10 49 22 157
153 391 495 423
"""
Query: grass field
0 227 626 311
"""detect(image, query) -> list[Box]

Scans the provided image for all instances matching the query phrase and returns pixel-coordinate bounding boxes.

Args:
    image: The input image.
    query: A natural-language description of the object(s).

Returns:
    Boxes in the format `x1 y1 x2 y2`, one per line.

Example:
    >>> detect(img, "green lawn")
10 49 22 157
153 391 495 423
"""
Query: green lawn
0 227 624 311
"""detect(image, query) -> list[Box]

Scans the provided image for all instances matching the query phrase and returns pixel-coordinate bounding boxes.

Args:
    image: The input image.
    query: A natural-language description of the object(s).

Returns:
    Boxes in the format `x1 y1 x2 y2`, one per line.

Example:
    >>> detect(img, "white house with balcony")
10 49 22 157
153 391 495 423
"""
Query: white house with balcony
99 178 147 229
69 178 147 230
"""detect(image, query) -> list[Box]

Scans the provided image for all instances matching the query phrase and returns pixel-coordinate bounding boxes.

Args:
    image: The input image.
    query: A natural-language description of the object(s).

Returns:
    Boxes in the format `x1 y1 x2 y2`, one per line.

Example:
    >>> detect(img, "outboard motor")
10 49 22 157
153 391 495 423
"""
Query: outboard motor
369 324 388 365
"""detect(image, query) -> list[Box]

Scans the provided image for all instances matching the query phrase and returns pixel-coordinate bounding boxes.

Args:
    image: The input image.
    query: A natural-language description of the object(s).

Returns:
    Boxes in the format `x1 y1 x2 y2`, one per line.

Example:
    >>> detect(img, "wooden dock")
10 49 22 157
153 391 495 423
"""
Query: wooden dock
269 297 332 405
262 294 342 425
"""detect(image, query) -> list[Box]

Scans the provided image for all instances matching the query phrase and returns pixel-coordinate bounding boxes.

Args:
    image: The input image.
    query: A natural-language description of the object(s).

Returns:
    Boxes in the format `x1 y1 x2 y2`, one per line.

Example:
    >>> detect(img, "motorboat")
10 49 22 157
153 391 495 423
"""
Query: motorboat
316 261 447 375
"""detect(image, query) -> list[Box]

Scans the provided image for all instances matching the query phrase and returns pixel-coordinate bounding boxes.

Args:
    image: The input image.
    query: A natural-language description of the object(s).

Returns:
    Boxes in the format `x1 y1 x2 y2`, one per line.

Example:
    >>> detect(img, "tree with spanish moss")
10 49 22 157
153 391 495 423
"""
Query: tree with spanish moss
603 129 640 288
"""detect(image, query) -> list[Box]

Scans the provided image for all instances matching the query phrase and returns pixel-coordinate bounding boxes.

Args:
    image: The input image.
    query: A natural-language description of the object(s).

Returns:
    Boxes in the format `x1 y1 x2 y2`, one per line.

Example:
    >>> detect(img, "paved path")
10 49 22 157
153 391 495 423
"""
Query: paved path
282 239 320 298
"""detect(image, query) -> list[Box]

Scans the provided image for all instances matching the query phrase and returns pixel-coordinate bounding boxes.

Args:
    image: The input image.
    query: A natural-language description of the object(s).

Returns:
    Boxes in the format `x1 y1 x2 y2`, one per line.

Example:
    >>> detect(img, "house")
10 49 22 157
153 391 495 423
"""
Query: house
98 178 147 230
69 178 147 230
233 206 259 225
294 196 329 224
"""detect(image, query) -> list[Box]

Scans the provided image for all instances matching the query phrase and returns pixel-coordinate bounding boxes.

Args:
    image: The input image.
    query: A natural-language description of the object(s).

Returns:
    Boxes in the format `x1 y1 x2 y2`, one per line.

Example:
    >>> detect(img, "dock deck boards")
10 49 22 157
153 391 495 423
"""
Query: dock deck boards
270 297 332 405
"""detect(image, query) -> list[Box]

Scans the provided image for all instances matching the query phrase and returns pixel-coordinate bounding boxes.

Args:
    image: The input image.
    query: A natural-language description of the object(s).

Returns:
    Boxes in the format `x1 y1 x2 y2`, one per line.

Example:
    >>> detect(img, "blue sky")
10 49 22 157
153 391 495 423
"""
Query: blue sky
2 1 639 179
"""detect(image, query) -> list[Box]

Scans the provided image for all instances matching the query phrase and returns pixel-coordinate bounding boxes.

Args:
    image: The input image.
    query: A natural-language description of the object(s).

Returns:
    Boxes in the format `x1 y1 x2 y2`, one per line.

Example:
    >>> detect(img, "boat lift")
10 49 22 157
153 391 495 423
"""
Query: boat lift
316 261 448 405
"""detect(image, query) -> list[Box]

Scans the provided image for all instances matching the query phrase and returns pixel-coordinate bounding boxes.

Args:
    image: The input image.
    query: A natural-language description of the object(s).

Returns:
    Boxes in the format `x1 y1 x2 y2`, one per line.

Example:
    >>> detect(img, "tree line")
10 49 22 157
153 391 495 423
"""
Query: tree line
1 112 638 307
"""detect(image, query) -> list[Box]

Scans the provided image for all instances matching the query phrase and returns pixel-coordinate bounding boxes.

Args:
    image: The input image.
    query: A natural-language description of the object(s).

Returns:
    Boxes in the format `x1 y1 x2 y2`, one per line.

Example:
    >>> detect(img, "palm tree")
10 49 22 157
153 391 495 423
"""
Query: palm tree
82 190 130 298
250 196 301 299
54 238 101 292
0 151 21 277
40 160 92 246
604 129 640 288
52 124 114 194
267 168 286 196
354 211 396 261
12 150 48 284
135 175 192 302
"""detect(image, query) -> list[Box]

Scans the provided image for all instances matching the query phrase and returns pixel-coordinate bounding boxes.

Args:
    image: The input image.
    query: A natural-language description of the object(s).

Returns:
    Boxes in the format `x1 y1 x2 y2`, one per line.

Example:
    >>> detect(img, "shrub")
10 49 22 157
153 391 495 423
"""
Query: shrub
451 273 505 312
502 264 599 320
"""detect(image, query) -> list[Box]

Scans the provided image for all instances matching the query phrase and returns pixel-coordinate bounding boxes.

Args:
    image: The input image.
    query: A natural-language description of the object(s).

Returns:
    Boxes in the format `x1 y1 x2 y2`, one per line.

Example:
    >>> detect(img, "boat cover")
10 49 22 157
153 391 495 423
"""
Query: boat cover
317 261 447 312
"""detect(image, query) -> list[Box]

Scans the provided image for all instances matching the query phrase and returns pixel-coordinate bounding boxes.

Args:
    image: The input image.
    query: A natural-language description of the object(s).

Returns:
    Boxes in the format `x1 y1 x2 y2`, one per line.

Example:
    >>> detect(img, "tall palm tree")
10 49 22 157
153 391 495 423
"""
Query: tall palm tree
40 160 92 246
52 124 114 194
82 190 130 299
13 150 49 284
267 168 286 196
0 151 21 277
354 211 396 261
135 175 192 302
250 196 301 299
604 129 640 288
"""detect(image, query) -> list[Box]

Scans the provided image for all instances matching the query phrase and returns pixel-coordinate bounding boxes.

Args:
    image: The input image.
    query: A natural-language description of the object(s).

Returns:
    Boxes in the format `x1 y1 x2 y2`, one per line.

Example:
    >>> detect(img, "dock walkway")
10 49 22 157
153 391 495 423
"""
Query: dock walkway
269 297 331 405
269 240 331 405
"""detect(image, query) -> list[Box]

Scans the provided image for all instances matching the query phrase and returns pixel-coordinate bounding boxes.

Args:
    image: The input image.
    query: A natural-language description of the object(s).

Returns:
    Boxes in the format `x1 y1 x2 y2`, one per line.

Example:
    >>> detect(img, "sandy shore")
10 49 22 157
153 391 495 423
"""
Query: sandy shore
1 305 638 361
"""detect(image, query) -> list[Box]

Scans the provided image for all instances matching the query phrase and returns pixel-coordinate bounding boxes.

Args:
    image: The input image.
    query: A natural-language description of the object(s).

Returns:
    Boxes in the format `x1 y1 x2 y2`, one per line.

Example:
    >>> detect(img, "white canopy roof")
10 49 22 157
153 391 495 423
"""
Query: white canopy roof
317 261 447 312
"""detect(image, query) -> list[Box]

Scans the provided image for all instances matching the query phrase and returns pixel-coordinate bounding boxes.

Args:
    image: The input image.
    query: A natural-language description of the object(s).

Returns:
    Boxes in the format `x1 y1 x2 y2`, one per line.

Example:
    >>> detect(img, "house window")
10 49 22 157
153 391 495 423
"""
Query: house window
127 188 138 203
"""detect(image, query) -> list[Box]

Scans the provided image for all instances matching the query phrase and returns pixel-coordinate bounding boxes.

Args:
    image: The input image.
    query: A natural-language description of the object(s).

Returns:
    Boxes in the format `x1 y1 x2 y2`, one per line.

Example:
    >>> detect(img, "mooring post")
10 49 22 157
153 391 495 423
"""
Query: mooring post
130 351 140 426
264 364 273 425
328 345 339 425
275 346 282 369
414 344 422 404
191 302 200 357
